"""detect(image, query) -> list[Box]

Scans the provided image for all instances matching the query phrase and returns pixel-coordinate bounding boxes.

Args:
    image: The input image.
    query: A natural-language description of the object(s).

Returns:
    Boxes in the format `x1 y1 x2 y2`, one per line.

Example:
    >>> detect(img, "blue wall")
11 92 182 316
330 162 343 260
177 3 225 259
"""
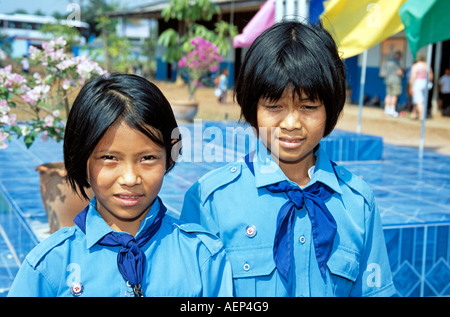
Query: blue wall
345 56 409 107
155 59 235 89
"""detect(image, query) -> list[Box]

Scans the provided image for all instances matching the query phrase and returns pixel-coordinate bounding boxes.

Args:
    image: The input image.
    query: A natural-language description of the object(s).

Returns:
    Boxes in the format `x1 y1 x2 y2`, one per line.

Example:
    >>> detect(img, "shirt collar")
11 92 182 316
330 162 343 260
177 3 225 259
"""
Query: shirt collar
84 197 161 249
310 145 342 194
252 140 287 188
252 139 342 194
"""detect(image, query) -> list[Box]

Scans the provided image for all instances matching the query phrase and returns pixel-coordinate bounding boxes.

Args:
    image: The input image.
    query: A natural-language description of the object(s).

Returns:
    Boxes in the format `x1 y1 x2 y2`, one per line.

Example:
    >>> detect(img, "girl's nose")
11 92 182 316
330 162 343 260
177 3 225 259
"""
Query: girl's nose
119 164 142 186
280 109 302 131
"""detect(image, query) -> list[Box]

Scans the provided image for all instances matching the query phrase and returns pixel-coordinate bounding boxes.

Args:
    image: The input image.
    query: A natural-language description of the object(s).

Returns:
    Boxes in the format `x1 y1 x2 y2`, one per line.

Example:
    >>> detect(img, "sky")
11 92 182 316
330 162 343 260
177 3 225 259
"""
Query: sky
0 0 150 16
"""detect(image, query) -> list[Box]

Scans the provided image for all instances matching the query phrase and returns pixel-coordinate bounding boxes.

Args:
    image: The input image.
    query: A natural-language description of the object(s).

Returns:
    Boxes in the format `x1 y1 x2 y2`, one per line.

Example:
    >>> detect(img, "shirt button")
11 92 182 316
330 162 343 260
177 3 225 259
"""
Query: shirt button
245 225 257 238
230 166 237 173
299 235 306 244
69 281 84 296
243 263 250 271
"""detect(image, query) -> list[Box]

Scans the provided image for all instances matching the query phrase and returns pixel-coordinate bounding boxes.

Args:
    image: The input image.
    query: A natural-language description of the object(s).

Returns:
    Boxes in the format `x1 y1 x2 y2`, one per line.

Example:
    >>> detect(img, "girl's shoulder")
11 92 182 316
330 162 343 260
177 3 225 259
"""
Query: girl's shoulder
333 164 375 206
191 161 244 202
161 215 225 257
25 226 78 269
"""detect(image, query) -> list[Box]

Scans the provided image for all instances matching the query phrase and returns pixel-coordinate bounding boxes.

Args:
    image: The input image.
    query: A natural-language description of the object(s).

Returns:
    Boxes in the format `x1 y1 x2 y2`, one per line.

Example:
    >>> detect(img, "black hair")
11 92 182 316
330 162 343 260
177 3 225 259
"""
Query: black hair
234 20 346 137
64 73 180 200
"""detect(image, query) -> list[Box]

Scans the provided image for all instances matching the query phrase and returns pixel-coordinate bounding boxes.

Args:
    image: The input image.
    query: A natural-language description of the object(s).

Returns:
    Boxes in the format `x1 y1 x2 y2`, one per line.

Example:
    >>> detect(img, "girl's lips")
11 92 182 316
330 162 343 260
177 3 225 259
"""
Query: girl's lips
114 194 144 207
278 137 304 149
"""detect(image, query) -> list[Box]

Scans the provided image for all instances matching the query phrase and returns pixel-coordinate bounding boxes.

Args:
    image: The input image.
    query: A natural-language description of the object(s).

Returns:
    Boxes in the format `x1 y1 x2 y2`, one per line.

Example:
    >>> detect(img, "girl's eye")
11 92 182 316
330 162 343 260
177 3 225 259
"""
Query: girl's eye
264 104 282 110
301 105 317 110
101 155 116 161
141 155 156 162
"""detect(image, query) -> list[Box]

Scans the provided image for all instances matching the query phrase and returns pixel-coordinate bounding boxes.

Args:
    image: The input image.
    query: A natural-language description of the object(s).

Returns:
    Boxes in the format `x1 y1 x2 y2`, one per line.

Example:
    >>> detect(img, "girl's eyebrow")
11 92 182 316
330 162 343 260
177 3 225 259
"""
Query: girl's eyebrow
94 149 163 156
94 149 120 154
260 96 317 103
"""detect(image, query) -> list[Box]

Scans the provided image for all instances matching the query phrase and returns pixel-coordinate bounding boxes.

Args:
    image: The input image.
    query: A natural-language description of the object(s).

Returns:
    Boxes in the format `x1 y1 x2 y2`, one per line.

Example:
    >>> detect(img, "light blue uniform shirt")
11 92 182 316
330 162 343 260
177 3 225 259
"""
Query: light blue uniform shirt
180 142 396 297
8 197 233 297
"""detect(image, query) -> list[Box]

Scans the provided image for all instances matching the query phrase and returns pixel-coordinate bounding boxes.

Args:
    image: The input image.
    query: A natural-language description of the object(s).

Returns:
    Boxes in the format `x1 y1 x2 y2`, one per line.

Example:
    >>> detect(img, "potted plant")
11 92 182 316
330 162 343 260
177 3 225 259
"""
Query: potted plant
157 0 237 121
0 37 106 233
170 36 223 121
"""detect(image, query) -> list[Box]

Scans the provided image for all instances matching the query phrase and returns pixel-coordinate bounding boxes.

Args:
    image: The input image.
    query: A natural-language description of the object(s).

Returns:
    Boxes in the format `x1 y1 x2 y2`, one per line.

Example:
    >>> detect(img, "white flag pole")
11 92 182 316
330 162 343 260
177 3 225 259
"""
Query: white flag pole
418 44 433 159
357 49 368 134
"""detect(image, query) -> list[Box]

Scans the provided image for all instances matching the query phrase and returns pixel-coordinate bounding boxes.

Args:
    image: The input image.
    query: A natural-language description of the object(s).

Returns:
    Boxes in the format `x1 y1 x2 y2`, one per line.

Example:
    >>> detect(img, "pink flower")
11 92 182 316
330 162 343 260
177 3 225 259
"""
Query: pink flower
62 79 72 90
178 56 187 68
21 84 50 105
0 37 107 150
10 73 26 86
40 131 49 142
56 59 76 71
43 115 54 127
0 130 9 150
1 112 17 125
75 56 106 83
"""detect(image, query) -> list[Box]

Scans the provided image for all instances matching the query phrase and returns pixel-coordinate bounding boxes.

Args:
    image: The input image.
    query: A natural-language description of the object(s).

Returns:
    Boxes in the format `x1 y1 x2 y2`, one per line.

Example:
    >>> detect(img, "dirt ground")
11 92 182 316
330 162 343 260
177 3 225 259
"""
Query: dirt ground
156 80 450 156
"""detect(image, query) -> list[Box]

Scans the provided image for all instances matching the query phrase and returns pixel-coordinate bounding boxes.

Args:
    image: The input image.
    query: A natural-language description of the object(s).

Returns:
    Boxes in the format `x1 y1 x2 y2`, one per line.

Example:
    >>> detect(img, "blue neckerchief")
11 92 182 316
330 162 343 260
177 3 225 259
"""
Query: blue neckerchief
244 152 337 280
74 196 166 297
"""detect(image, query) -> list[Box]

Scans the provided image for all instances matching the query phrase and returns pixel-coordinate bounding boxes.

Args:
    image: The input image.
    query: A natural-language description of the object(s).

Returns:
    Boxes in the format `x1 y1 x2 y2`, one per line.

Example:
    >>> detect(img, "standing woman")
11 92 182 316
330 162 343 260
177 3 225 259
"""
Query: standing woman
409 52 433 120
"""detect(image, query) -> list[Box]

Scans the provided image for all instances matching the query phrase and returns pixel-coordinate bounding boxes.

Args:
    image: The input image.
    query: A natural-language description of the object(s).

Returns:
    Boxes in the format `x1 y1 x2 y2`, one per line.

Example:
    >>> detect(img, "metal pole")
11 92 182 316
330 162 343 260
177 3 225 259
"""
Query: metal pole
418 44 433 159
224 0 235 121
298 0 309 21
357 49 368 134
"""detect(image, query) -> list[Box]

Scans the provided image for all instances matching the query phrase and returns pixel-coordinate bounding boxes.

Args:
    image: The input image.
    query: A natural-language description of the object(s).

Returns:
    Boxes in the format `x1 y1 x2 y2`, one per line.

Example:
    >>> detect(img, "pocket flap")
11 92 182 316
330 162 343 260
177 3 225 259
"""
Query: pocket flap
227 246 276 278
327 246 360 282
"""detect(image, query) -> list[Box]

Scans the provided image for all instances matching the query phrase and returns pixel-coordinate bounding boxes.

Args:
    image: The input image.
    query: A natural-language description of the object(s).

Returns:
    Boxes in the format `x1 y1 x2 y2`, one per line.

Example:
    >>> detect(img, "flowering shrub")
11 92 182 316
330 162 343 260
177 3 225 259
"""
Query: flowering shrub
178 37 223 99
0 37 106 150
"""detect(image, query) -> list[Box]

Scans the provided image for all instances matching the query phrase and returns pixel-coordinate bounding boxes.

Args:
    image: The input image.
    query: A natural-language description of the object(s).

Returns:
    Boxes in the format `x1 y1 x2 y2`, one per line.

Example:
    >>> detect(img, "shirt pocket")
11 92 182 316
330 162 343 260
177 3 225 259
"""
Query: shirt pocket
226 246 277 296
326 246 361 296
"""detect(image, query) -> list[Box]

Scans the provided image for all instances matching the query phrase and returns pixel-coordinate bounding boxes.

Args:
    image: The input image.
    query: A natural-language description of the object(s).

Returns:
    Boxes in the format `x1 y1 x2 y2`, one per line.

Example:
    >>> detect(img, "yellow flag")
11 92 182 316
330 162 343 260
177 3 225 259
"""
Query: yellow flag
322 0 406 59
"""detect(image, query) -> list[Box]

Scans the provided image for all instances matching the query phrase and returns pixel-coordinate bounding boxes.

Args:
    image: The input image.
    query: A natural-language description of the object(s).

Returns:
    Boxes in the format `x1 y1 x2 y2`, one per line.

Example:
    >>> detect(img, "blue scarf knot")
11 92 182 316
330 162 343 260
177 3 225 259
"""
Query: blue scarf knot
74 197 166 297
245 152 337 281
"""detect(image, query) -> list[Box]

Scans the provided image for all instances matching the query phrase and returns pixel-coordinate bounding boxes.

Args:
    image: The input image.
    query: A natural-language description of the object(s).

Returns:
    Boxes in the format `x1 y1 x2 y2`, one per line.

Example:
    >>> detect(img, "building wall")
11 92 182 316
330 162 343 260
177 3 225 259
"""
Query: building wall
346 33 432 109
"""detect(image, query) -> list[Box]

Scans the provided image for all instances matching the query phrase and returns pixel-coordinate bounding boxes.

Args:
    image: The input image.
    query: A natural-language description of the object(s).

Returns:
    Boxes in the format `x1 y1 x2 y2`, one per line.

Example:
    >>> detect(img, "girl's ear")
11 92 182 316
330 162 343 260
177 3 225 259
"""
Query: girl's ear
166 137 182 173
171 137 182 155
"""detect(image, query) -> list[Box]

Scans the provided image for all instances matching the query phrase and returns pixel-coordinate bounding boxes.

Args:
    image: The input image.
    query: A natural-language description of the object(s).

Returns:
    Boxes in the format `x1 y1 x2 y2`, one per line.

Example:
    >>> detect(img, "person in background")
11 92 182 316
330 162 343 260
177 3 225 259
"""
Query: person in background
20 55 29 74
383 51 403 117
215 68 229 104
439 67 450 116
409 52 433 120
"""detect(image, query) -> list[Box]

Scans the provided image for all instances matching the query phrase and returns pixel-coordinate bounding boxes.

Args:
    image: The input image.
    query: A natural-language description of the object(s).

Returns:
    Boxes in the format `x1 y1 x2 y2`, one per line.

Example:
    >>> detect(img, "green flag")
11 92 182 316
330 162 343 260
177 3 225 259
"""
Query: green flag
399 0 450 56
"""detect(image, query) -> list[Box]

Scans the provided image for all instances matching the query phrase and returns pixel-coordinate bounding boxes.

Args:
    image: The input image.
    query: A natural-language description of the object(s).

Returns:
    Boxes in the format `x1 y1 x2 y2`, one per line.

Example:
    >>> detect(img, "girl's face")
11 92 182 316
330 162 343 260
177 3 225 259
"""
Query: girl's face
257 89 326 170
86 121 166 235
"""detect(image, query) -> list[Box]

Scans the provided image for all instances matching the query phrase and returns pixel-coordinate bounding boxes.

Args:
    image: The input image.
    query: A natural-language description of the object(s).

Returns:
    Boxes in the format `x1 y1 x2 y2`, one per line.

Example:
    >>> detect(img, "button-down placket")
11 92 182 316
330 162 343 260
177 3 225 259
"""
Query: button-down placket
292 205 312 297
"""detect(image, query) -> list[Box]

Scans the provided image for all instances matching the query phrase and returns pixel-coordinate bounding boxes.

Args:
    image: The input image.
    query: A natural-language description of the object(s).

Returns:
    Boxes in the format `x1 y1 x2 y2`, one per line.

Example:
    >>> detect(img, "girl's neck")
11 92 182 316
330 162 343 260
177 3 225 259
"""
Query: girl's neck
276 152 316 188
99 208 150 237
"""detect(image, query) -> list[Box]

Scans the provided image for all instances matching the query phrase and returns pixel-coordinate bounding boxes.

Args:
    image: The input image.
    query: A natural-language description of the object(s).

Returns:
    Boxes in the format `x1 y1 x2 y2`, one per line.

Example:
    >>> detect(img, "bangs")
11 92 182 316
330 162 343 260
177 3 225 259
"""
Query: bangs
130 119 165 148
256 36 334 105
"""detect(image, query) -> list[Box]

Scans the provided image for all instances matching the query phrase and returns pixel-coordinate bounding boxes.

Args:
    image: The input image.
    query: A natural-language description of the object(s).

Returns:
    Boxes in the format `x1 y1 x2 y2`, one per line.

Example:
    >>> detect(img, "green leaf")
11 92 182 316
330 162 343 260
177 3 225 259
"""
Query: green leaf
24 134 36 149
